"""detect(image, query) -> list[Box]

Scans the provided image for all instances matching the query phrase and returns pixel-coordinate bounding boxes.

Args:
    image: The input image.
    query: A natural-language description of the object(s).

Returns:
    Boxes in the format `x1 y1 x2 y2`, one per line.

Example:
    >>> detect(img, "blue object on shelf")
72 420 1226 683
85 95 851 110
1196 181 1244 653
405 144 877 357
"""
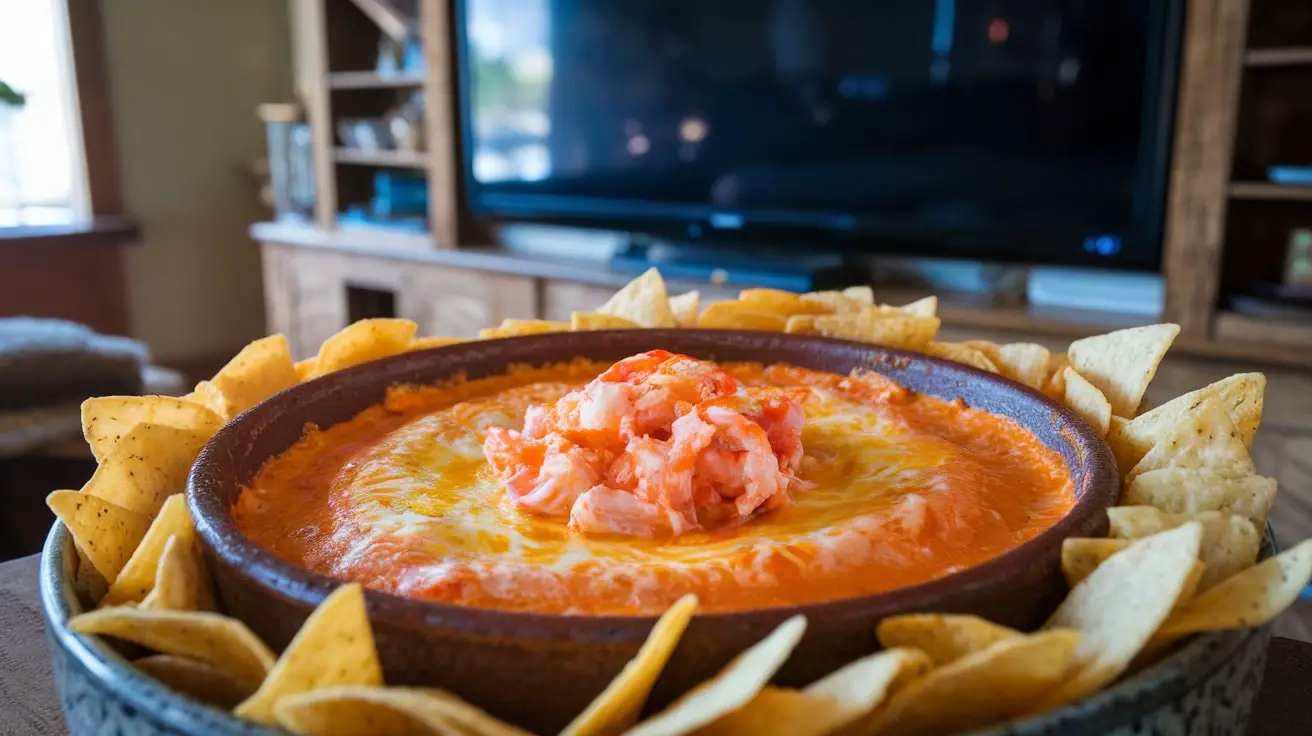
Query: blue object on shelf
337 206 428 233
372 171 428 217
404 38 424 73
1267 166 1312 186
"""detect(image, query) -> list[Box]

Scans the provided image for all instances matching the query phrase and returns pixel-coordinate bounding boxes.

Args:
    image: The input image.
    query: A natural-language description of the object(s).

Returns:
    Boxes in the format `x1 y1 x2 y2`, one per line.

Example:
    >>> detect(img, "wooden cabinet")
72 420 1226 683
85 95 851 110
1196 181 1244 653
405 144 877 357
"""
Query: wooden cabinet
539 281 619 322
259 241 538 356
406 266 536 337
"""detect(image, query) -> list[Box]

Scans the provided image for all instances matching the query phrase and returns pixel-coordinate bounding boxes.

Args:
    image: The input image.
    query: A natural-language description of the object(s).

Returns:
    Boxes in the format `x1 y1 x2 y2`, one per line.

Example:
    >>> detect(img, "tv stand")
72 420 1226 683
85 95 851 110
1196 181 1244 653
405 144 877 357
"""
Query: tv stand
610 239 866 292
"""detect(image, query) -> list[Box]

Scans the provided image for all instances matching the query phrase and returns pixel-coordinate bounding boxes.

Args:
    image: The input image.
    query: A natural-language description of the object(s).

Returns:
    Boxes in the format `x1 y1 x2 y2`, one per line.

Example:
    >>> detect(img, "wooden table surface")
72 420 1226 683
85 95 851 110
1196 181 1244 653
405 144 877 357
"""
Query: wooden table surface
2 553 1308 735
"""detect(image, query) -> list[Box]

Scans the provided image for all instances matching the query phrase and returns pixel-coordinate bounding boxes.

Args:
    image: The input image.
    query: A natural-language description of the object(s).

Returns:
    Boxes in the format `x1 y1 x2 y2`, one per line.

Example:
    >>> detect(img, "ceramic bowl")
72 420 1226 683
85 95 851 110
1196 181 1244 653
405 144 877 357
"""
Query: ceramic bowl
186 330 1118 732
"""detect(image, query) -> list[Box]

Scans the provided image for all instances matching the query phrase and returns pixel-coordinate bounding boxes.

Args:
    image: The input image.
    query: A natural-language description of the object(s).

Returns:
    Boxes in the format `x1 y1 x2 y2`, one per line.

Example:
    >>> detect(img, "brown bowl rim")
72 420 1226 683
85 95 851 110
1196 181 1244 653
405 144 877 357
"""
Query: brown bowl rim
187 329 1118 643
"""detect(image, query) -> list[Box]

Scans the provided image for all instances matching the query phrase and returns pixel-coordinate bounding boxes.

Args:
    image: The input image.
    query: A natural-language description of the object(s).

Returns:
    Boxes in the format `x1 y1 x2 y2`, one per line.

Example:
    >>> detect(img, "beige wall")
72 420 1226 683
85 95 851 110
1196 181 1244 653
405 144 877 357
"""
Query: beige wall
101 0 292 361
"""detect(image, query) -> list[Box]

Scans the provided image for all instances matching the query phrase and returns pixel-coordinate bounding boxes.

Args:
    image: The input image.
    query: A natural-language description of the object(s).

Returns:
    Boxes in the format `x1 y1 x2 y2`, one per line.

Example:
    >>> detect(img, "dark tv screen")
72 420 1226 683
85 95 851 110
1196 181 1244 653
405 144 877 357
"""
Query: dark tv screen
456 0 1182 270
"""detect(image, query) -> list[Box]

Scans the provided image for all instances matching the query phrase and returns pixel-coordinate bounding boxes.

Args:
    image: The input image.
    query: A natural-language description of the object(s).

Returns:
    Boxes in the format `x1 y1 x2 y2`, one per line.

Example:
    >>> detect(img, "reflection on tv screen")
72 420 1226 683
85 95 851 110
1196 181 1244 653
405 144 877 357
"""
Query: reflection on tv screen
460 0 1175 265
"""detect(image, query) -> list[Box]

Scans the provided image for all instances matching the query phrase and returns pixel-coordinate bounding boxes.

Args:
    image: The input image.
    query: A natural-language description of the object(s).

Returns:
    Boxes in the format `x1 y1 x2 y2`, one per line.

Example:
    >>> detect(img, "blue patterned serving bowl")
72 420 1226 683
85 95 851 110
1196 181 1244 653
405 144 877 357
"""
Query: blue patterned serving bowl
41 523 1270 736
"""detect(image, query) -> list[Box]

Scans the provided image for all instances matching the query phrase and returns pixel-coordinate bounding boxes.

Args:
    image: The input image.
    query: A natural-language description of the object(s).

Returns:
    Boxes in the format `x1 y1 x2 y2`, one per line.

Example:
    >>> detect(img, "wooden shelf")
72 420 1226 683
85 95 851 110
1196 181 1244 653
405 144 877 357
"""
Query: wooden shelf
328 71 426 90
333 148 428 169
1229 182 1312 202
1215 311 1312 350
1245 47 1312 67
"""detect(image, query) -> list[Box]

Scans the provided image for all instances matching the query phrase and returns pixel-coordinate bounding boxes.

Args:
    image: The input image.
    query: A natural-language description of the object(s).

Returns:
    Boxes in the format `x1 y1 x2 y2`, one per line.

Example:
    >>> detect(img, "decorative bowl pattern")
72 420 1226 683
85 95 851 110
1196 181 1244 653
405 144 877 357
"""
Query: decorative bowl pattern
42 525 1270 735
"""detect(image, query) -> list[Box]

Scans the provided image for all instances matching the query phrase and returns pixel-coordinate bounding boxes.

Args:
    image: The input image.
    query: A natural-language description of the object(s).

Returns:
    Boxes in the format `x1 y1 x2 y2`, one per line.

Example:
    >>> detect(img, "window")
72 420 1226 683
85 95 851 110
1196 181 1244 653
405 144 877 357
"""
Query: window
0 0 88 226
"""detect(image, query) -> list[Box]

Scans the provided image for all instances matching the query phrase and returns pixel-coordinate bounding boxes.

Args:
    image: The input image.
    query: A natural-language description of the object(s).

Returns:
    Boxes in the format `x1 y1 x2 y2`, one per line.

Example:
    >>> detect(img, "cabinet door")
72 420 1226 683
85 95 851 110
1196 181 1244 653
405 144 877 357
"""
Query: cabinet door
539 281 622 322
265 245 421 359
261 244 348 359
405 265 538 337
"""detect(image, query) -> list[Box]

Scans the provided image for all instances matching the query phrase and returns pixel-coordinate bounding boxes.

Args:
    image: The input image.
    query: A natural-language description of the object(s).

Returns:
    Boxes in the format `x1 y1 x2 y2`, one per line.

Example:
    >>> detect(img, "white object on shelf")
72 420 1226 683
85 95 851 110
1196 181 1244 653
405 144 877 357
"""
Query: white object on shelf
1027 267 1165 317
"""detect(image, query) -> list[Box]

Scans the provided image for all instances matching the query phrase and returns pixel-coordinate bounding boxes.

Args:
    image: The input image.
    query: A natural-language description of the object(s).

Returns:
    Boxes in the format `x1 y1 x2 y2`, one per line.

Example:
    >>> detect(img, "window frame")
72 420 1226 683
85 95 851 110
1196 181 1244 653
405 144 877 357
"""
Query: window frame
0 0 134 336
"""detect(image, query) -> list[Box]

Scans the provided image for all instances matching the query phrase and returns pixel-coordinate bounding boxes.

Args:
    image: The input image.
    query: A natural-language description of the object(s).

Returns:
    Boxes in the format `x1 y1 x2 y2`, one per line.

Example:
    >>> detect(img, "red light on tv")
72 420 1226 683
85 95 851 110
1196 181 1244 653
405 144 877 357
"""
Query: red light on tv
988 19 1010 44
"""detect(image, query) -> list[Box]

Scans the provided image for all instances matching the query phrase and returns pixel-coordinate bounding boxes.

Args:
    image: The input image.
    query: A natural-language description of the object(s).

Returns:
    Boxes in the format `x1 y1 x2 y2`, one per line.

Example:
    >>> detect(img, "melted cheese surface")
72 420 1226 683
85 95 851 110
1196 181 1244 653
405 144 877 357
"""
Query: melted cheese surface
235 361 1073 614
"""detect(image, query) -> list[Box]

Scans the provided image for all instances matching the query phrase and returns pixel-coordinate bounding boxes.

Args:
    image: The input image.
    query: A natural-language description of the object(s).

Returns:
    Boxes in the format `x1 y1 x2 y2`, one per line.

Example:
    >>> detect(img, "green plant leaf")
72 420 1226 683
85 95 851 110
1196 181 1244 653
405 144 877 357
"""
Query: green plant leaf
0 81 26 109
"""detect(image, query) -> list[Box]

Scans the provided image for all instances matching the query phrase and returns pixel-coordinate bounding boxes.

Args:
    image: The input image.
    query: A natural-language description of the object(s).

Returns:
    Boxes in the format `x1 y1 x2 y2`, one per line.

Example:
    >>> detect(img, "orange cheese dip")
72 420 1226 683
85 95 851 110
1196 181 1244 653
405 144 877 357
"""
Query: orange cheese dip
234 357 1074 615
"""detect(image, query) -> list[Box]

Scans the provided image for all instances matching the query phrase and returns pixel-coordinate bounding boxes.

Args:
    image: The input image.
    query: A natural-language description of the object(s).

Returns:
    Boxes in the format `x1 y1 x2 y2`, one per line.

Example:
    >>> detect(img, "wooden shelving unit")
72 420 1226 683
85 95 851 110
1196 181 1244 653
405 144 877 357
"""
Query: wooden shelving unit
327 71 426 89
1229 182 1312 201
292 0 451 240
1213 0 1312 354
333 148 428 168
1215 310 1312 348
1244 46 1312 66
251 0 1312 369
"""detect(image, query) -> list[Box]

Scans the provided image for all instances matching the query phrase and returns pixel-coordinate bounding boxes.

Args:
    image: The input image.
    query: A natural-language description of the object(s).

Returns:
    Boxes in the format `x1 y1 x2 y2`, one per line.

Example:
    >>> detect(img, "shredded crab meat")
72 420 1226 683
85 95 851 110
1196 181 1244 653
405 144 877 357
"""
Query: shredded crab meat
482 350 808 537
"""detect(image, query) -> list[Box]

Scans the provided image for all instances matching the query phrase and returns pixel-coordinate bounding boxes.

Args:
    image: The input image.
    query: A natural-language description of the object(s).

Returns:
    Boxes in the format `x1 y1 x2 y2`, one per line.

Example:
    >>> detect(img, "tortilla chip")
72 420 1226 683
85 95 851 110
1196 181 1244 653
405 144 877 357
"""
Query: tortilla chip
104 494 194 605
1043 355 1070 400
210 334 300 416
877 614 1022 666
1127 400 1254 480
924 342 999 373
1122 467 1278 527
697 301 789 331
74 554 109 607
625 616 807 736
738 288 832 317
81 422 211 517
141 535 216 612
867 630 1082 735
1114 373 1266 469
598 268 677 327
571 312 641 331
183 380 230 421
1037 522 1202 709
276 686 531 736
1060 538 1130 587
135 654 258 710
1158 538 1312 639
982 343 1050 390
1123 557 1211 672
235 583 383 724
812 311 939 350
667 291 701 326
407 336 465 351
70 607 275 686
294 358 318 381
1067 324 1179 418
842 285 876 304
784 315 820 334
1063 367 1112 437
47 491 152 583
871 315 940 351
801 648 930 726
498 319 569 336
898 296 938 318
692 688 831 736
801 291 865 314
702 649 933 736
563 595 698 736
1104 416 1135 470
1107 507 1260 590
311 319 418 378
478 326 514 339
81 396 222 464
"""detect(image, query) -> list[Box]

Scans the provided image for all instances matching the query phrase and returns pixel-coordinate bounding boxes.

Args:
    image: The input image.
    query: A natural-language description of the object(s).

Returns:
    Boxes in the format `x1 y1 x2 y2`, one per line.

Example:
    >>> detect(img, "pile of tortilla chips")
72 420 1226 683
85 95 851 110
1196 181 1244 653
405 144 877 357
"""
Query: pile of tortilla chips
51 267 1312 735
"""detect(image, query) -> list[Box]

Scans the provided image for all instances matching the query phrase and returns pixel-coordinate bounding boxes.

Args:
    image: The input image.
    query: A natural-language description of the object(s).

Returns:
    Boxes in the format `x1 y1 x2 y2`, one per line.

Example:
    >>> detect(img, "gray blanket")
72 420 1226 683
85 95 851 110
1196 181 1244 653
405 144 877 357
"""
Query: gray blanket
0 318 146 411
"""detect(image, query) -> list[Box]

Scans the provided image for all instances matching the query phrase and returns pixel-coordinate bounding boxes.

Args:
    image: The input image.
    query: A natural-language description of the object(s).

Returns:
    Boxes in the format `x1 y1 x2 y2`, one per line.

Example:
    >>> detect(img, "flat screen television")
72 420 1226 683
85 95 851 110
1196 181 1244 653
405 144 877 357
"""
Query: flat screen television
455 0 1183 271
